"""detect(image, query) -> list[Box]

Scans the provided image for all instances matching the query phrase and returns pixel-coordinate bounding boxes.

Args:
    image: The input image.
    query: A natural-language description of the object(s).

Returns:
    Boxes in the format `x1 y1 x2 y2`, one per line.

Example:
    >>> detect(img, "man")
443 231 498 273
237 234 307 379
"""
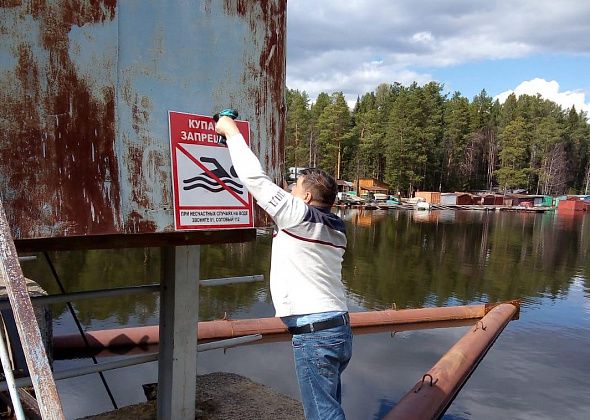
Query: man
216 116 352 420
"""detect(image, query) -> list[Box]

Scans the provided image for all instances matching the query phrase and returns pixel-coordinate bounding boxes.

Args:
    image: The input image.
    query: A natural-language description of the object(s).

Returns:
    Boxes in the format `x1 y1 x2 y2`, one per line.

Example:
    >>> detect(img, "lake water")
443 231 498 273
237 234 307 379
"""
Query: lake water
21 209 590 419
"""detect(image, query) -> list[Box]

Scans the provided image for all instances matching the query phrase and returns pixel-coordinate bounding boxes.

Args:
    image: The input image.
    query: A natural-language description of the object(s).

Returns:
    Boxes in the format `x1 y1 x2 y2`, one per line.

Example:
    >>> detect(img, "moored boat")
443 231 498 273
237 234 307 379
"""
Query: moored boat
415 201 431 211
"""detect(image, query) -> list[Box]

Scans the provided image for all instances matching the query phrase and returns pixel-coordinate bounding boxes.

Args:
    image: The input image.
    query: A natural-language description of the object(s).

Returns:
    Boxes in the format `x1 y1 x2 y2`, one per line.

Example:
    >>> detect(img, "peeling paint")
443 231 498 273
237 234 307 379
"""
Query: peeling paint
1 0 286 239
0 1 121 238
223 0 287 226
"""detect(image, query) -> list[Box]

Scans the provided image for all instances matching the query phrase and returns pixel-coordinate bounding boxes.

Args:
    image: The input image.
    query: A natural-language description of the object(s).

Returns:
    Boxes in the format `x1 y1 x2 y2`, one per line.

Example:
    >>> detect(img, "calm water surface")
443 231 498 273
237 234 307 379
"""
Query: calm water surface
22 209 590 419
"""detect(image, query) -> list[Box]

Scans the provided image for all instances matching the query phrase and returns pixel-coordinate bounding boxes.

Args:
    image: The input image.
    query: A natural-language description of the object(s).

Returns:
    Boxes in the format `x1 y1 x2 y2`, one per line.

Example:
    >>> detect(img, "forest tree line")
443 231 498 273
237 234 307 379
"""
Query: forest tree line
285 82 590 197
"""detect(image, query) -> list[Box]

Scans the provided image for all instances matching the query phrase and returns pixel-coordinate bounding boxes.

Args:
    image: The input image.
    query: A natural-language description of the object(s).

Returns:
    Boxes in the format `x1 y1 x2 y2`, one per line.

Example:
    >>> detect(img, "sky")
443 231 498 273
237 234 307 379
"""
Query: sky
286 0 590 114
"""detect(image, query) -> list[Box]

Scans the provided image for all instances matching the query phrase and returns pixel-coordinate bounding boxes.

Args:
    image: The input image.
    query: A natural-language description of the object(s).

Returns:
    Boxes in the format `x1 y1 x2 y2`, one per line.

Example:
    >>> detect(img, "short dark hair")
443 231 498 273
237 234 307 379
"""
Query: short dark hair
299 168 337 207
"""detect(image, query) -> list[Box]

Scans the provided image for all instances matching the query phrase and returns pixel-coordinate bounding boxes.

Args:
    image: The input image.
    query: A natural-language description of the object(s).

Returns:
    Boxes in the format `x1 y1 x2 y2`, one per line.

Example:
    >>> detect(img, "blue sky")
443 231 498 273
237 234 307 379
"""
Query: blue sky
286 0 590 113
421 54 590 100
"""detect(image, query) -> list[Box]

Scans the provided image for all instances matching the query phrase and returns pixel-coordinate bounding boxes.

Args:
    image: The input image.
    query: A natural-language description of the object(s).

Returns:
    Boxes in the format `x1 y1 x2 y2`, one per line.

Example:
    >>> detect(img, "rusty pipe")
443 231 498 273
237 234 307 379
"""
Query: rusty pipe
384 303 518 420
197 304 487 340
56 319 481 359
53 304 490 356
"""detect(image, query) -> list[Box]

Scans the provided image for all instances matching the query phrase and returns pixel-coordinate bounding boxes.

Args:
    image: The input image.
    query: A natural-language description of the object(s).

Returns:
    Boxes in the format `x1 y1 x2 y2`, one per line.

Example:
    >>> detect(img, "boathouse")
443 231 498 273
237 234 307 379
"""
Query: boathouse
440 193 473 205
558 198 587 212
475 194 505 205
356 178 389 198
415 191 441 204
336 180 354 194
506 194 552 207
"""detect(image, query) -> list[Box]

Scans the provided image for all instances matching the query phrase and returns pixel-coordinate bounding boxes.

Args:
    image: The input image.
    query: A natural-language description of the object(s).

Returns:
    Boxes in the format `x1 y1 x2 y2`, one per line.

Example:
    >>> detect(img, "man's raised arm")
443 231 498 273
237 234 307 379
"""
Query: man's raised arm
215 116 306 229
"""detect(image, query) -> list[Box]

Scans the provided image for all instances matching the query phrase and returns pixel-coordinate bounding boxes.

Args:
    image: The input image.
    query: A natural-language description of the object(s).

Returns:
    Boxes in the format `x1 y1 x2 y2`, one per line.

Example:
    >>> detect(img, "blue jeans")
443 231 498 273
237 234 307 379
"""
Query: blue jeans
292 324 353 420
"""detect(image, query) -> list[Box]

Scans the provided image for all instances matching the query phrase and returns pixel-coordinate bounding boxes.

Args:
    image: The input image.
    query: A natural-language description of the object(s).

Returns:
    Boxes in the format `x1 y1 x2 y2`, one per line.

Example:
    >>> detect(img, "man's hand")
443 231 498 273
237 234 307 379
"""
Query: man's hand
215 116 240 139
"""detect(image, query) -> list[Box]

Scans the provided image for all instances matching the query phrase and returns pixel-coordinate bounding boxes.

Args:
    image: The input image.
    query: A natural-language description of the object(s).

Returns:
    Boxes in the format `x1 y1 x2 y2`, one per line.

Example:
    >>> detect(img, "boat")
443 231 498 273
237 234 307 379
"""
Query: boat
375 194 401 210
415 201 431 211
363 202 379 210
377 203 395 210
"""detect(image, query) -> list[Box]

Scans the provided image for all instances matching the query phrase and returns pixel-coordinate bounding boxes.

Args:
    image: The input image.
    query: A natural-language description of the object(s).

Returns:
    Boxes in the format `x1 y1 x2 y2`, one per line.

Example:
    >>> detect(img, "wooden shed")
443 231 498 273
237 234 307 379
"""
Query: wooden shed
508 194 551 207
558 199 587 212
534 195 553 207
480 194 505 205
356 178 389 198
415 191 441 204
440 193 472 205
336 180 354 193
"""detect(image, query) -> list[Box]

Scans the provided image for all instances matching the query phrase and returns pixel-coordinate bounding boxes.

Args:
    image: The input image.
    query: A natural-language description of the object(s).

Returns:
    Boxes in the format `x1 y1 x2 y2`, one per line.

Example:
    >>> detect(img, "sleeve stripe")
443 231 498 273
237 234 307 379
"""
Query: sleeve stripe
282 229 346 250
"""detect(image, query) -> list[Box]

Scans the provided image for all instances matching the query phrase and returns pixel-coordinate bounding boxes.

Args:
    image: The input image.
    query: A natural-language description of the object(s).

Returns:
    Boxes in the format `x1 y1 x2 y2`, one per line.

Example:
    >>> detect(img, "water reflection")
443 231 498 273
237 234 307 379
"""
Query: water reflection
21 210 590 328
18 209 590 419
23 248 161 327
343 210 587 310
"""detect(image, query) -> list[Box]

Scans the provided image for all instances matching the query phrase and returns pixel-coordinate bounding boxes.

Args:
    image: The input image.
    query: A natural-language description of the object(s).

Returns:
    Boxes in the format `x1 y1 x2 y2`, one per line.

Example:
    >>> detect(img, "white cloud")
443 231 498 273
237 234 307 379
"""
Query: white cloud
411 31 434 44
286 0 590 105
288 53 431 108
495 78 590 115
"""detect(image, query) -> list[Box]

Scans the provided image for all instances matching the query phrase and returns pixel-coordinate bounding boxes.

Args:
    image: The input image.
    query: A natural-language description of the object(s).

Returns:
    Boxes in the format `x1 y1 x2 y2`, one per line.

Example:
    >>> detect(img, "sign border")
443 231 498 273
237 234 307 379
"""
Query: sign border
168 110 254 230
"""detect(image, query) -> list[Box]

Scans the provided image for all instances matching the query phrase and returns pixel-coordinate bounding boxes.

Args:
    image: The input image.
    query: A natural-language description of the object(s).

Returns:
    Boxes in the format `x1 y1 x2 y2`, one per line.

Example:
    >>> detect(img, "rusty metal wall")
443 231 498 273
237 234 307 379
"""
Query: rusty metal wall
0 0 286 239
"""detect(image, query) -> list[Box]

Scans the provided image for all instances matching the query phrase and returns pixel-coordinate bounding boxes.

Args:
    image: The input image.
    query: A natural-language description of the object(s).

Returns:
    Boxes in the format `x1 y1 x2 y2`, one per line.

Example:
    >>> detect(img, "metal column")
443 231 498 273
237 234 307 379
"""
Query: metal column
157 245 200 419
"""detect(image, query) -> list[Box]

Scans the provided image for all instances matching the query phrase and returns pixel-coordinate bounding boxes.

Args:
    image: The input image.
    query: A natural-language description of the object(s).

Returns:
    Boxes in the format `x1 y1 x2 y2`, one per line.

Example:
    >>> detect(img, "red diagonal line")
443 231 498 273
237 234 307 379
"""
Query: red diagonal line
177 144 249 207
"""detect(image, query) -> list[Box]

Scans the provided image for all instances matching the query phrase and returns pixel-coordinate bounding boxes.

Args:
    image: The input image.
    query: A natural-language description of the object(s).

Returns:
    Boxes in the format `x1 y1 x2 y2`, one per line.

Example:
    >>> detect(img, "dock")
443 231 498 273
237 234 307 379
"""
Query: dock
344 203 555 213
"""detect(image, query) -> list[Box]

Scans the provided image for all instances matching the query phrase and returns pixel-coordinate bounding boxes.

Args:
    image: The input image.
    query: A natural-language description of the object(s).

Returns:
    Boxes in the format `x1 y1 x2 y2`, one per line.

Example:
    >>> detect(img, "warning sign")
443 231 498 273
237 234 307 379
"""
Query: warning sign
168 111 254 230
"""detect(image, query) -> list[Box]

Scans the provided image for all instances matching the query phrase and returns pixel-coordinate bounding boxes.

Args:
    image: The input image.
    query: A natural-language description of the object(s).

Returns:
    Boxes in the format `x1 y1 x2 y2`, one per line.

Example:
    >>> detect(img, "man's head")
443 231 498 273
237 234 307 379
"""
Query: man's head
291 168 337 208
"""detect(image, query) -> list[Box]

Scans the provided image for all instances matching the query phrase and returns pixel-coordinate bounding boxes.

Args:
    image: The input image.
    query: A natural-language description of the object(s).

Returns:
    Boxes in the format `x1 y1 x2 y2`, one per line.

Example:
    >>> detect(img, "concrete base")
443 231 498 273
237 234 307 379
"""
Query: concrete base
80 372 304 420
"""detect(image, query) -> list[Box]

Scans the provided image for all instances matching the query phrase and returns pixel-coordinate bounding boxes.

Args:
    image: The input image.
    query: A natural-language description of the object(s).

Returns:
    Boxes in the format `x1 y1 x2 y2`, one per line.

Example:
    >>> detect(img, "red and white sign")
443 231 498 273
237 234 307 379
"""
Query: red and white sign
168 111 253 230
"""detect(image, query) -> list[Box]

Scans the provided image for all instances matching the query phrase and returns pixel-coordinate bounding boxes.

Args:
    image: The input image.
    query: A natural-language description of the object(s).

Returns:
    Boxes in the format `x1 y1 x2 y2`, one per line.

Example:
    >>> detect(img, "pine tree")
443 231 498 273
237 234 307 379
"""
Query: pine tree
384 84 425 196
351 92 384 181
284 83 590 195
420 82 445 190
308 92 331 167
495 117 531 191
564 107 590 192
442 92 470 190
285 89 311 172
533 115 564 194
316 92 353 178
467 90 498 190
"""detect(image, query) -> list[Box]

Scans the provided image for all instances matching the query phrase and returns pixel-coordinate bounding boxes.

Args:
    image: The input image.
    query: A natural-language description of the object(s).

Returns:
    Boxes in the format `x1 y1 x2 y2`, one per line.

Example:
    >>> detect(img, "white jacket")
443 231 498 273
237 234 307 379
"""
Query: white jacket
226 133 348 317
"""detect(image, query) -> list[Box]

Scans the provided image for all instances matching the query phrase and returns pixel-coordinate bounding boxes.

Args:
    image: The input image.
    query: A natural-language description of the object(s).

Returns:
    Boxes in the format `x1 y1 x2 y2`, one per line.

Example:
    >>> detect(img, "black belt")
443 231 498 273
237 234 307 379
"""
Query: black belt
288 313 350 335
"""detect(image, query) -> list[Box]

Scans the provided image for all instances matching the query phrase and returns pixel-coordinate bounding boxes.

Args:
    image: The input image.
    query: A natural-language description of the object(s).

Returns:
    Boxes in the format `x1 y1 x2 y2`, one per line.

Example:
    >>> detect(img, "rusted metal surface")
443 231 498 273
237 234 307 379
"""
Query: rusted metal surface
13 229 256 252
485 298 520 319
0 200 65 419
348 305 486 328
385 303 518 420
17 388 43 420
219 0 287 227
54 319 480 360
0 0 286 239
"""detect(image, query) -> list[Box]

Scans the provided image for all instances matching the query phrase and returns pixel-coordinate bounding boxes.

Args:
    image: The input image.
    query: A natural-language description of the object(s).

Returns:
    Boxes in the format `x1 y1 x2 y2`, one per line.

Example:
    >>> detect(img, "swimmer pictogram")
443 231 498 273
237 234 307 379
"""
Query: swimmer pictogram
182 157 243 195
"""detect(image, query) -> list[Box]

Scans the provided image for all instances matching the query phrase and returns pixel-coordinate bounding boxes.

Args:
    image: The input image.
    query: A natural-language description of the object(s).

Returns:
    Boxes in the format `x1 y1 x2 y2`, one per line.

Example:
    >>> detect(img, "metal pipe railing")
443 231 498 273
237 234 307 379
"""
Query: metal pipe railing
385 303 518 419
0 285 161 310
0 334 262 392
199 274 264 287
43 252 119 410
52 304 492 356
0 275 265 309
